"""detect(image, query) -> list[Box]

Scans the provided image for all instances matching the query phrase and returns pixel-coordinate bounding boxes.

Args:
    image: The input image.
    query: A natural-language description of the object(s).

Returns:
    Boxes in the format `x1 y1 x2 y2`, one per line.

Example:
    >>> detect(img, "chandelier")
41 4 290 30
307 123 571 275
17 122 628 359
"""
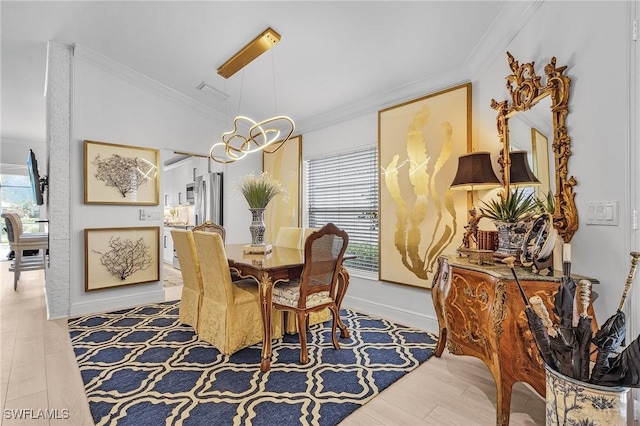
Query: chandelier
210 28 295 164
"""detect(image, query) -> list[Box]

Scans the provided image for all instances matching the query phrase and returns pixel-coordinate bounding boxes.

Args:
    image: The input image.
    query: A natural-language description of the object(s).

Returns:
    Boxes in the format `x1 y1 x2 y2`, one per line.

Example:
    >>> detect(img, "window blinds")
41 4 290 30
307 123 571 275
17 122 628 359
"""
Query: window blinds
306 147 379 273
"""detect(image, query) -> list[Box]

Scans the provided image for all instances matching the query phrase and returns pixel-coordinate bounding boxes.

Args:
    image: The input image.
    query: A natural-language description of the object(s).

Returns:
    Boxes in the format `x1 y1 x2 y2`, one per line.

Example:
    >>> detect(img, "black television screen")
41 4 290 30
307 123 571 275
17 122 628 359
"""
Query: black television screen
27 149 44 206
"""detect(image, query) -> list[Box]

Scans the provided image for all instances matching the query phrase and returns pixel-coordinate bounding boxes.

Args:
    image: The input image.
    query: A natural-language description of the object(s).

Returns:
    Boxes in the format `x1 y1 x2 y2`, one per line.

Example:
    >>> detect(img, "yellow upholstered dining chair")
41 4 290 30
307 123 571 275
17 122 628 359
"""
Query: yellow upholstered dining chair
192 222 242 281
1 212 48 290
272 222 349 364
170 229 204 332
192 231 283 355
274 227 303 249
302 228 319 244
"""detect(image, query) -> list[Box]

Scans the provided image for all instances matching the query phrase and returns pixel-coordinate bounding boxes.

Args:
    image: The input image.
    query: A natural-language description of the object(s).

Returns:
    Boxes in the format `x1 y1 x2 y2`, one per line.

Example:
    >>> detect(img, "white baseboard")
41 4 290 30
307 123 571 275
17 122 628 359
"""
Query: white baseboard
342 295 439 334
67 290 166 318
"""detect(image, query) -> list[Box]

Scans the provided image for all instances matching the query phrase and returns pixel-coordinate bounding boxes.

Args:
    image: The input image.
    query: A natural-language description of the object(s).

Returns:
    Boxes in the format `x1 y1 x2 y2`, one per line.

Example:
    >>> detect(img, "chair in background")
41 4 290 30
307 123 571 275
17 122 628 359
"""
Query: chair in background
1 212 48 290
272 223 349 364
192 231 283 355
302 228 319 244
192 221 241 281
170 229 204 332
274 227 303 249
192 221 226 242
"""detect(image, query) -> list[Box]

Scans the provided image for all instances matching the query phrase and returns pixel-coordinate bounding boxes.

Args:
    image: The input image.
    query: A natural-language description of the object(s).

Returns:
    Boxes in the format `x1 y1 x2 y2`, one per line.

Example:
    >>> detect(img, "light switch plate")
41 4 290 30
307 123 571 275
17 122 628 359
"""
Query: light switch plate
139 209 162 221
586 201 619 226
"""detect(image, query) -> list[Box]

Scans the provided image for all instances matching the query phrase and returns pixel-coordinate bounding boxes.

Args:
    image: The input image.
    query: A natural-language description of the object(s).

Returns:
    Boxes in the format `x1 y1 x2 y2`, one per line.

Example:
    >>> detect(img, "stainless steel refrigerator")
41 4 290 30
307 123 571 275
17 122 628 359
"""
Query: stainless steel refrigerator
194 172 223 226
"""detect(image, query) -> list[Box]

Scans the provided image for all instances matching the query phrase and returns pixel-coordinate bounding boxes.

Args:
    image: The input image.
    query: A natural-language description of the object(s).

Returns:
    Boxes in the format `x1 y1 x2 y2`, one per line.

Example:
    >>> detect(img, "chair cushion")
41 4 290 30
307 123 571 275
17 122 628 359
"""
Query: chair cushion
272 281 332 308
19 234 48 243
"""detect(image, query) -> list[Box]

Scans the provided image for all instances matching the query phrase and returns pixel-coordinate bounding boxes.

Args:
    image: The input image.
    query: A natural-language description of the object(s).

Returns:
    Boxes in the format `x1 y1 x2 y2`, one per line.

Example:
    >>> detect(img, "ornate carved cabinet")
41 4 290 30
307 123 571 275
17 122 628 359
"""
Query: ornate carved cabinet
431 255 597 426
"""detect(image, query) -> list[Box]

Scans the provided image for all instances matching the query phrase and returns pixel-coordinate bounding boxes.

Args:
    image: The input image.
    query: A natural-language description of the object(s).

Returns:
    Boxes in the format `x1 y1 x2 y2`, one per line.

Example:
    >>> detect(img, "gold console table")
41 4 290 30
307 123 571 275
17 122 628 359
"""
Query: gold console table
431 255 598 425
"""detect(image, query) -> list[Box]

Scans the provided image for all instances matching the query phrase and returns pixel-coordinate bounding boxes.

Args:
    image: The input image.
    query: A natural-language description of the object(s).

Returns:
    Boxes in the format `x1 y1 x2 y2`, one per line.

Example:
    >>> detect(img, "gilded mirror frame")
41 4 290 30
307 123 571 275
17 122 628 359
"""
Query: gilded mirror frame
491 52 577 243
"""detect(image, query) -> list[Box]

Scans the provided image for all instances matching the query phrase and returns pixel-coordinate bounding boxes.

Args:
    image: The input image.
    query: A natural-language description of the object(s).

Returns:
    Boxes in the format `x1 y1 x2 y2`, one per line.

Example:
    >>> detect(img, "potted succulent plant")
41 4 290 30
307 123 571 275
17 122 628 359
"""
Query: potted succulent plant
478 188 538 257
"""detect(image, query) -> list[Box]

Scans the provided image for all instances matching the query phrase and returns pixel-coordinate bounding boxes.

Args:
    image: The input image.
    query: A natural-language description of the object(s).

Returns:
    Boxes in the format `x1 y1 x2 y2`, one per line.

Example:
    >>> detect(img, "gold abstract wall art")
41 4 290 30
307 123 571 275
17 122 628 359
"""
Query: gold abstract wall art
262 135 302 244
378 83 471 289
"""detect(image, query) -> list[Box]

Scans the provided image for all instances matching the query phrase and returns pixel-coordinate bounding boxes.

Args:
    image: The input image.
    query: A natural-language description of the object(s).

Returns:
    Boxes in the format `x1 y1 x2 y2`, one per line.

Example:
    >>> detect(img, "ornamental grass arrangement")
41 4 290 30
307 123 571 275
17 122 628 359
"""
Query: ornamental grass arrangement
236 172 287 209
478 188 538 223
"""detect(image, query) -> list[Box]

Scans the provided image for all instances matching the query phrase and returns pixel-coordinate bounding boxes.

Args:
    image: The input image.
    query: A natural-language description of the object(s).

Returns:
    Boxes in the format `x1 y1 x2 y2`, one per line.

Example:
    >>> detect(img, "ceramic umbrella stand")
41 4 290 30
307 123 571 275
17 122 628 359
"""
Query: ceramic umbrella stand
545 364 630 426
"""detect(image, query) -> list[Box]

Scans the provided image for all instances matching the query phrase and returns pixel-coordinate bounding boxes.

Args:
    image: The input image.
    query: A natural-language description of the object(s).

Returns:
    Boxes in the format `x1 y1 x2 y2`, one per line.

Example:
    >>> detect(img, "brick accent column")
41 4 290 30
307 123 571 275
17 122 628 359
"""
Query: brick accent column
45 42 72 318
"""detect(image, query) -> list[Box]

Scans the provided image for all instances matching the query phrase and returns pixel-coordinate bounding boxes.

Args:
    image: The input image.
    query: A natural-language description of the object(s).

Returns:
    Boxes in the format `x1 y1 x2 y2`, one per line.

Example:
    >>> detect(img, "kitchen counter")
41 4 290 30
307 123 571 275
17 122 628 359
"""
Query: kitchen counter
163 224 193 229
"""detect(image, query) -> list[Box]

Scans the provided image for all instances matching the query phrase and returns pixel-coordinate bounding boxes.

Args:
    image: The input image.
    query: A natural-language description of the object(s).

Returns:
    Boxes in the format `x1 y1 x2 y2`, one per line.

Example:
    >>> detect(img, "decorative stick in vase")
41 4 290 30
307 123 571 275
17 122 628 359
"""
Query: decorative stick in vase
502 257 560 371
591 251 640 383
574 279 593 381
529 295 573 376
618 251 640 311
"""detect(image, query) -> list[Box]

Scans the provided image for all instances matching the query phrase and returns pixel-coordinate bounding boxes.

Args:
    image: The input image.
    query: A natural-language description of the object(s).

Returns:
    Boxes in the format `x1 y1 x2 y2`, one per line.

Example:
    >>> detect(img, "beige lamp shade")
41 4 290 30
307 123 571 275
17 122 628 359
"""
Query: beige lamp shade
450 152 502 191
509 150 541 187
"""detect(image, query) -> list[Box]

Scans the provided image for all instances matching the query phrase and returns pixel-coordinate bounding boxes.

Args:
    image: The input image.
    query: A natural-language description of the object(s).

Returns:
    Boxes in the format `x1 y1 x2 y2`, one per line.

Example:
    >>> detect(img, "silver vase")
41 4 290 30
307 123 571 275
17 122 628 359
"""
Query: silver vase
249 208 266 246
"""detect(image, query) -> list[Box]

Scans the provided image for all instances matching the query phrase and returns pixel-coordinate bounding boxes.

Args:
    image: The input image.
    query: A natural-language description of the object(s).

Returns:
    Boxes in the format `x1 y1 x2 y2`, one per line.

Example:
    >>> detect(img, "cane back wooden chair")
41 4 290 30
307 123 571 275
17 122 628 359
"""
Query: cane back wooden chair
283 227 331 334
271 223 349 364
192 221 226 242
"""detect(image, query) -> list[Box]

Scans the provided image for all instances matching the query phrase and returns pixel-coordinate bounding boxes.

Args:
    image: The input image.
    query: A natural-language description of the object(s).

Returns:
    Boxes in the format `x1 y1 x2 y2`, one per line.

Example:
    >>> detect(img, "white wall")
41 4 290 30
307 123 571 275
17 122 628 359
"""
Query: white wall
303 113 440 330
474 1 632 323
302 1 635 332
65 46 260 316
47 2 636 332
0 138 46 168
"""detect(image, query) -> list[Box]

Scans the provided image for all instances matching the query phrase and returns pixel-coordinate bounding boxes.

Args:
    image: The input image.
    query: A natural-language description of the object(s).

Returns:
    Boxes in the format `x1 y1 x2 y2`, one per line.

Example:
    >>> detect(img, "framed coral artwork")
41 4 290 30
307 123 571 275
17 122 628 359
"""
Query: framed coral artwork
85 226 160 291
262 135 302 244
84 140 160 205
378 83 472 289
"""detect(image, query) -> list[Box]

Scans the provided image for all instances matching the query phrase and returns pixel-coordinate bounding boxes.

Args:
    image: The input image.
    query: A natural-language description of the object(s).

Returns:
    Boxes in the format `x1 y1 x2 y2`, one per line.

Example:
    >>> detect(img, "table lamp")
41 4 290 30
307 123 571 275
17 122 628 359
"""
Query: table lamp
450 152 502 250
509 150 541 187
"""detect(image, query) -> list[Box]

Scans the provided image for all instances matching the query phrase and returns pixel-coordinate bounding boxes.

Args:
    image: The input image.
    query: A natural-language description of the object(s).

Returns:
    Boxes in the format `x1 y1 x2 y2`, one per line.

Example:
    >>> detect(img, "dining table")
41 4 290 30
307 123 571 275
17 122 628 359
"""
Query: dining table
225 243 353 372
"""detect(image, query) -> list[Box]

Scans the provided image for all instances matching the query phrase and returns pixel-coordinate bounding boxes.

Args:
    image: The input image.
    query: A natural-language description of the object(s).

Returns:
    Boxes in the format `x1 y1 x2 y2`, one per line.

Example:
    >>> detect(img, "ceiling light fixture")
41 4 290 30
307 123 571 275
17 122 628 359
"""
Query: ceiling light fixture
210 27 295 164
217 28 281 79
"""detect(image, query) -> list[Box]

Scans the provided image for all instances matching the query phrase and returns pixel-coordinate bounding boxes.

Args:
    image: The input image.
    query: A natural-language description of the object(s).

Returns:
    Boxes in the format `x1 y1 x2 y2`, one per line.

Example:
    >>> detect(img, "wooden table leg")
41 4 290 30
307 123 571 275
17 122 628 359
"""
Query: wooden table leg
434 327 447 357
493 370 513 426
431 260 448 357
335 265 350 338
258 272 274 372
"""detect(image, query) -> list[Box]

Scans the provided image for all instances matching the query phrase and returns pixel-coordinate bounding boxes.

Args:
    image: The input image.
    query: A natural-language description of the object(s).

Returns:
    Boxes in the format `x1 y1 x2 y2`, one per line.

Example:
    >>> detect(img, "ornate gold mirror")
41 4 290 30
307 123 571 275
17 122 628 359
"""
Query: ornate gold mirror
491 52 577 243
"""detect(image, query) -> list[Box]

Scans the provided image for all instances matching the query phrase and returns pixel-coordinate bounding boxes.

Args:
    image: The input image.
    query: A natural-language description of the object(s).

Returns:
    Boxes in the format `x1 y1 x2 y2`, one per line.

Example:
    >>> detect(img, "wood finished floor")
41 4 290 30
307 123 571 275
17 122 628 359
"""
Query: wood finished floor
0 262 545 425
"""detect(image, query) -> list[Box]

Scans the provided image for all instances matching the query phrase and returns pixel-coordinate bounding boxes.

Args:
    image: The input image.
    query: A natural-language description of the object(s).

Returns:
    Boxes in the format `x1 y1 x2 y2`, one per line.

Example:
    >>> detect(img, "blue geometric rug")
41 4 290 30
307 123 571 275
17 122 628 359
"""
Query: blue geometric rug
68 301 437 426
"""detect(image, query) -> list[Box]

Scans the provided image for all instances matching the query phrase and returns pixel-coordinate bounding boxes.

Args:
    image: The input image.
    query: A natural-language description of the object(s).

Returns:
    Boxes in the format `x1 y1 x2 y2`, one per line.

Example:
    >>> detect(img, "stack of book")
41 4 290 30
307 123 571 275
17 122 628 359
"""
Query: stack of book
477 230 498 251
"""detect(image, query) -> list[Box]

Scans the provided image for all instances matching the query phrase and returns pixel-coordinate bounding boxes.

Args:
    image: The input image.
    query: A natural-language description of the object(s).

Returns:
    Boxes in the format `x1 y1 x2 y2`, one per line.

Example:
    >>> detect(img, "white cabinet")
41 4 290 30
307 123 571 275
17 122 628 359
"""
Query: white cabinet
163 168 175 207
163 156 209 207
192 157 209 180
164 159 188 206
162 227 174 264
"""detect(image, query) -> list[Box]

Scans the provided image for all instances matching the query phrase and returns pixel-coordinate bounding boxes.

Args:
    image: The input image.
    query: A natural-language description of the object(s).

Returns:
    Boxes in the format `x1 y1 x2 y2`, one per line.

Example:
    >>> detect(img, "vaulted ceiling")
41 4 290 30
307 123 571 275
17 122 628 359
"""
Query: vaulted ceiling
2 1 519 146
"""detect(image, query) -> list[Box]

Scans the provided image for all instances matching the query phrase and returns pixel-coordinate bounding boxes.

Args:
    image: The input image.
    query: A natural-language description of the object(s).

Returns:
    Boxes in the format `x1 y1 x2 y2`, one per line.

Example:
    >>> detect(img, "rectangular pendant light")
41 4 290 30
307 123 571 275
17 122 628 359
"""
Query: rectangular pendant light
217 27 281 79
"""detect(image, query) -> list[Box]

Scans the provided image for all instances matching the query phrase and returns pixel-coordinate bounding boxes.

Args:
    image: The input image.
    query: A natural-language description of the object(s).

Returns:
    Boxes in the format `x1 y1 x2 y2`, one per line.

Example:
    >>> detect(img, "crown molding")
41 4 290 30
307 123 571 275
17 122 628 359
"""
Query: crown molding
297 1 543 135
465 0 545 76
73 44 227 126
297 64 470 134
69 1 543 138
